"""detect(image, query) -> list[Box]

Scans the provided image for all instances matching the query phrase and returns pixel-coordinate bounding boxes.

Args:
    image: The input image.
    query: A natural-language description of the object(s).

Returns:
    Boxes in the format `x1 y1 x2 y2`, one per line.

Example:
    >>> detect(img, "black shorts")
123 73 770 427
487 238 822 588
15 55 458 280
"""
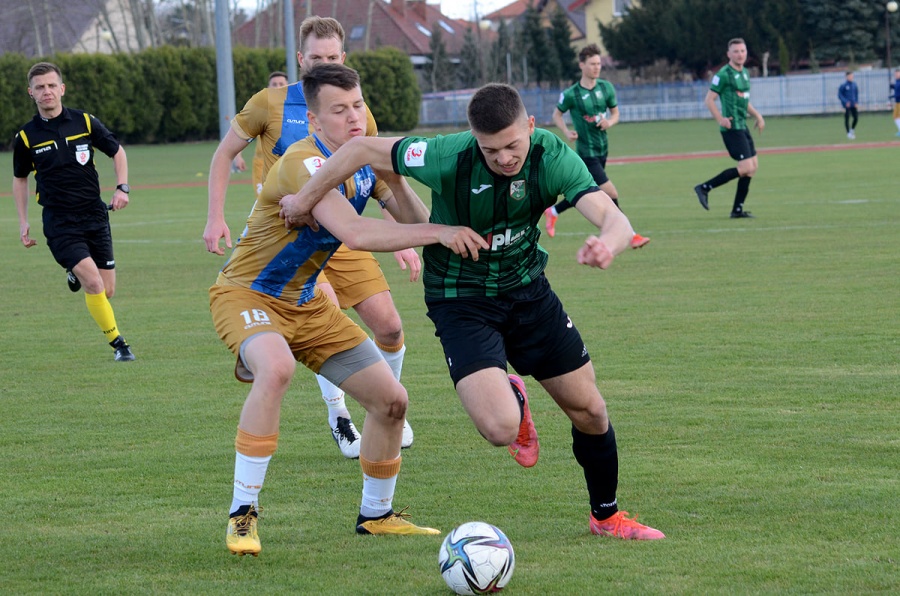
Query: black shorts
425 274 591 386
721 129 756 161
582 155 610 186
42 202 115 271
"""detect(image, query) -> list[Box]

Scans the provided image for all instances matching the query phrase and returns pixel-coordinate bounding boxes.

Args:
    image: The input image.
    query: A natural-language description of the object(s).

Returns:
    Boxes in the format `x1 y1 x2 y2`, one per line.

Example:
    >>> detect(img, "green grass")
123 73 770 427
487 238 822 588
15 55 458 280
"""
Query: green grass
1 115 898 594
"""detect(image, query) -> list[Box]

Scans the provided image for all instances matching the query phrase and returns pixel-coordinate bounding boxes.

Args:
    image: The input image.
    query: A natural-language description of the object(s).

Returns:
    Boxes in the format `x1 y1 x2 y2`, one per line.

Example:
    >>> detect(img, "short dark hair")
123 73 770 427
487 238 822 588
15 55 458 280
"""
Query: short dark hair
28 62 62 85
846 71 854 76
579 44 602 63
301 63 360 112
728 38 745 49
268 71 288 82
467 83 525 134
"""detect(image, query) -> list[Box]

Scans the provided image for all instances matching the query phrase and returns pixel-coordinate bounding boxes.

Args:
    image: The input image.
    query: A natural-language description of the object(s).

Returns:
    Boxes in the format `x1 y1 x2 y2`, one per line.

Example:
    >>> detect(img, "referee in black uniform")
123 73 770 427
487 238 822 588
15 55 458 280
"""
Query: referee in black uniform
12 62 135 362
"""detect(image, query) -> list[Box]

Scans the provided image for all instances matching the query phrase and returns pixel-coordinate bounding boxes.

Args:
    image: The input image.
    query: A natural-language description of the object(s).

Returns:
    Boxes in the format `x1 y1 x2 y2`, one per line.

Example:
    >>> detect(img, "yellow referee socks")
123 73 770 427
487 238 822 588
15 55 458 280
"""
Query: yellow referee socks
85 291 120 342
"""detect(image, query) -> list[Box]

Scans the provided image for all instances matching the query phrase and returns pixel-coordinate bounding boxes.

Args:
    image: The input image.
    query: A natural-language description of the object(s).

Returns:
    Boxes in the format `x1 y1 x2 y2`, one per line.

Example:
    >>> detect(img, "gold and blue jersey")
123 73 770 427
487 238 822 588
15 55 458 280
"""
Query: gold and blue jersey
216 134 388 305
231 82 377 184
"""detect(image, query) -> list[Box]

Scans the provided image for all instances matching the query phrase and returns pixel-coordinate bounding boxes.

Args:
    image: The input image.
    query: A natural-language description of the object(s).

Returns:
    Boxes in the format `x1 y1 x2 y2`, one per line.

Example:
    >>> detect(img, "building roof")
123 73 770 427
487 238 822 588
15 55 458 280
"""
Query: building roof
234 0 476 57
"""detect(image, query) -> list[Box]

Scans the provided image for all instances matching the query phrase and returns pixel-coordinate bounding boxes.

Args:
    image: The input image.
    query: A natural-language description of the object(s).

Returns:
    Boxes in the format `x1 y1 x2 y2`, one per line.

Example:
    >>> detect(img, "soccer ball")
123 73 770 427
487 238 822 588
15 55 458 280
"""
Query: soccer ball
438 521 515 595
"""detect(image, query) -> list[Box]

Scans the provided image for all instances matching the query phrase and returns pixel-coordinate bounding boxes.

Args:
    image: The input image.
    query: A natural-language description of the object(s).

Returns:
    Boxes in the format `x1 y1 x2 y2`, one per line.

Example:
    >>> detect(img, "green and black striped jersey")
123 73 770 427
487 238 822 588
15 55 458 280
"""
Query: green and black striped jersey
710 64 751 131
392 128 598 298
556 79 617 158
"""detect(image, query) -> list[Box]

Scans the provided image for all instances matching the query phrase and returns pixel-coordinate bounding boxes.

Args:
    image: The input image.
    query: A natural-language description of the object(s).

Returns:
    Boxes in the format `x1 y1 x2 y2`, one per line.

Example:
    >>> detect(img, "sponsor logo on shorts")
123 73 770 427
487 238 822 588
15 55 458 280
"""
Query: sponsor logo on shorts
106 260 115 266
404 142 427 167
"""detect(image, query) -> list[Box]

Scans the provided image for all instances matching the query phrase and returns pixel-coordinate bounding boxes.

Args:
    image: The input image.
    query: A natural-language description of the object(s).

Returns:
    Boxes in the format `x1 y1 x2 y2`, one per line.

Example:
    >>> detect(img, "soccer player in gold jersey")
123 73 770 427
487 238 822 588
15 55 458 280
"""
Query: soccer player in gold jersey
205 17 416 458
213 63 487 555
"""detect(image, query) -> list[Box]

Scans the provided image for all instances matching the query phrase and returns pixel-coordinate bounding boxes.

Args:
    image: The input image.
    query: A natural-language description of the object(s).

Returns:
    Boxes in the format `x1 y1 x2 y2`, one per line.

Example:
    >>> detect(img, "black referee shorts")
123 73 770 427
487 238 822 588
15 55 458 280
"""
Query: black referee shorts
425 274 591 386
42 202 115 271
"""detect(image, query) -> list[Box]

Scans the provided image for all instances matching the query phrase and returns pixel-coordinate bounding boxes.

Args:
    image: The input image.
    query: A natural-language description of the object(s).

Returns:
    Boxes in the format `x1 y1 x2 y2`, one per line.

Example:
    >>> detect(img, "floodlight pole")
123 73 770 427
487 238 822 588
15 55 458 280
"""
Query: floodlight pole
888 2 898 88
214 0 236 141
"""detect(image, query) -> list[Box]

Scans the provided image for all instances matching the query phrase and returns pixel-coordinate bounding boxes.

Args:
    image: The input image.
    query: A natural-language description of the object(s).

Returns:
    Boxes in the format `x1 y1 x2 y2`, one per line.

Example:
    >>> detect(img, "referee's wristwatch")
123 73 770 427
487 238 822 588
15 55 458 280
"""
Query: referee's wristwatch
116 183 130 194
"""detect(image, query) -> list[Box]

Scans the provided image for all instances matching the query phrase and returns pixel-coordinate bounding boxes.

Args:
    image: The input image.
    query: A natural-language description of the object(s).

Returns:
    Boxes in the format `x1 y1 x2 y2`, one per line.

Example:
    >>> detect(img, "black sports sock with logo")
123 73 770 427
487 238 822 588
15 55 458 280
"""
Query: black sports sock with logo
732 176 752 214
572 423 619 521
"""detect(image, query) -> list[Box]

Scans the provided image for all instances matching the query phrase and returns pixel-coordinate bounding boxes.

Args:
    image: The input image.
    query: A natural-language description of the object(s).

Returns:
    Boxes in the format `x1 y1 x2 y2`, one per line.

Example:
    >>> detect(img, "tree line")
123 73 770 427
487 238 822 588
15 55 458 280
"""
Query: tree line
423 5 579 92
599 0 900 78
0 44 419 147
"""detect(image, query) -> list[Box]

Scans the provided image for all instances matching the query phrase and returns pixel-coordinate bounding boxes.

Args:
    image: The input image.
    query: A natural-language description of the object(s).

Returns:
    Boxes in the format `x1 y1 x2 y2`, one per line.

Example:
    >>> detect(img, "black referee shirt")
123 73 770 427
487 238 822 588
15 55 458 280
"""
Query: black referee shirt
13 107 121 212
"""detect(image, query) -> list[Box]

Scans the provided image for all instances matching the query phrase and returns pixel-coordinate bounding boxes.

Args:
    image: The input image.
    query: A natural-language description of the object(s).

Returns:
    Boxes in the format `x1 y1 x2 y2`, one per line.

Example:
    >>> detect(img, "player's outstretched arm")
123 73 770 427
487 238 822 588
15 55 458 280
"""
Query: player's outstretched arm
573 190 633 269
280 136 402 229
205 129 251 254
379 170 430 225
313 192 487 260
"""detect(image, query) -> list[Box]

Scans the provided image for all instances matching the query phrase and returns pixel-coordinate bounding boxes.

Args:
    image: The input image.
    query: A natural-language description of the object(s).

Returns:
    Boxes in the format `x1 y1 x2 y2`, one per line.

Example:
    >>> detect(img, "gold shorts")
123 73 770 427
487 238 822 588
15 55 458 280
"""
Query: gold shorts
317 245 390 310
209 285 368 381
893 103 900 119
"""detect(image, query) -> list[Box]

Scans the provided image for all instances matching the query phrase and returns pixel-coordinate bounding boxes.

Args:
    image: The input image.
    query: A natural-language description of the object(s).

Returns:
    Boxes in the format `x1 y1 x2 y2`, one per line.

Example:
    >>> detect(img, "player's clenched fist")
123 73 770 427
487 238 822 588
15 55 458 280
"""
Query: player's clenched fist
576 235 615 269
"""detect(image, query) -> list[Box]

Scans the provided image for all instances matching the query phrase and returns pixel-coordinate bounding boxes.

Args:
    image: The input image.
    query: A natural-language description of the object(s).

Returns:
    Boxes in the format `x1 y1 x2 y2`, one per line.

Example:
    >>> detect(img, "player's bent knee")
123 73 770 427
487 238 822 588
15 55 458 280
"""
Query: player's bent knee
382 386 408 420
255 356 296 391
477 418 519 447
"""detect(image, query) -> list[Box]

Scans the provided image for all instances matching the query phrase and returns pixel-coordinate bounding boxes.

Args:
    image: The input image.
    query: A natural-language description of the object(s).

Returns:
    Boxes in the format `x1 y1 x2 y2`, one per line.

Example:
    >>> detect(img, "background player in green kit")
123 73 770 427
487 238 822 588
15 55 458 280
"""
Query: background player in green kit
694 38 765 218
281 83 665 540
545 44 649 249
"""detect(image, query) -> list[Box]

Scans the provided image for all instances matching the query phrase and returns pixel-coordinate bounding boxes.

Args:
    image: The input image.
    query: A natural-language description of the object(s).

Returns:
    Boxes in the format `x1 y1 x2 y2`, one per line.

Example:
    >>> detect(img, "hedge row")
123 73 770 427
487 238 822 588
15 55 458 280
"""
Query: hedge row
1 45 420 149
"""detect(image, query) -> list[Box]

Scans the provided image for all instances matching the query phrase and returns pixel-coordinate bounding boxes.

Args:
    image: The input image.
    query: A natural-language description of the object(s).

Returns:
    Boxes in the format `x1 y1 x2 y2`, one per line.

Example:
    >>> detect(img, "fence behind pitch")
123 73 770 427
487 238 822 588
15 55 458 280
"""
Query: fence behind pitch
419 68 897 127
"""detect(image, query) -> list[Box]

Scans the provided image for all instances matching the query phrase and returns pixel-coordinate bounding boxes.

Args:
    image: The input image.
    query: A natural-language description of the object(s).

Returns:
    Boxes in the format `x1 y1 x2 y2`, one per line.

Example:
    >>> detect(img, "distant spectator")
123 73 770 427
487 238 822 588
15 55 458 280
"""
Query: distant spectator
838 71 859 140
892 69 900 136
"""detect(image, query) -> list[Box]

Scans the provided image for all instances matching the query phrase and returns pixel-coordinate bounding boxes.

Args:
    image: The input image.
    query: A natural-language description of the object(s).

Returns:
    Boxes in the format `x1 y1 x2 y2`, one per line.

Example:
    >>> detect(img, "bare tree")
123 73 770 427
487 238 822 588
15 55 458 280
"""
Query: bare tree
28 1 44 56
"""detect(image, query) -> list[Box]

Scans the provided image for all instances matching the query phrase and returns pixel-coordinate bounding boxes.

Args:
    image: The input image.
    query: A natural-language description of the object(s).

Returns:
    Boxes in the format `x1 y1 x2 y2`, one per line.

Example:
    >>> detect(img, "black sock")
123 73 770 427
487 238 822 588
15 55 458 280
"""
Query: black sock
732 176 751 214
554 199 573 215
510 378 525 420
572 423 618 521
703 167 739 191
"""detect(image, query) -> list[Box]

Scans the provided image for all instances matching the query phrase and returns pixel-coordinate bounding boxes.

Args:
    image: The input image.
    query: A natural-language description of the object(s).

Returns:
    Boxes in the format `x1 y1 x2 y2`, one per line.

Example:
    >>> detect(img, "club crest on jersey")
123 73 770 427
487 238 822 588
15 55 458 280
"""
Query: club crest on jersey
304 156 326 175
404 141 427 167
510 180 526 200
75 144 90 166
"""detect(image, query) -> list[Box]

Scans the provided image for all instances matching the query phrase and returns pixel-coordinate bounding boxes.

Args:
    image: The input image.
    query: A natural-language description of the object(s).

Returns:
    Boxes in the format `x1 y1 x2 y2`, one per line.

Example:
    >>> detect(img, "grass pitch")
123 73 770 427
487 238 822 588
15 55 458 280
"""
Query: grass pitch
1 114 897 594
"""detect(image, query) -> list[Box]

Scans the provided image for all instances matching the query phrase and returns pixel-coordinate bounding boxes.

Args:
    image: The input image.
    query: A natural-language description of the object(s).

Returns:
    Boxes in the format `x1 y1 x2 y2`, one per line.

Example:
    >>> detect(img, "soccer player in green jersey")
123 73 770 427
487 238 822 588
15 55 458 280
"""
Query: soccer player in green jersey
545 44 649 248
281 83 665 540
694 38 765 218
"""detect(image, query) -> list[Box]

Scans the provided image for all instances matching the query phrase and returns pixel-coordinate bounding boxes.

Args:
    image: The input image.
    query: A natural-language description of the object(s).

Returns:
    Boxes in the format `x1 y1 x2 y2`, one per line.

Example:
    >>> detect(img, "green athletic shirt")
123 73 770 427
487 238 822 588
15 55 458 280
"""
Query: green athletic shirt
709 64 751 131
556 79 617 158
392 128 598 298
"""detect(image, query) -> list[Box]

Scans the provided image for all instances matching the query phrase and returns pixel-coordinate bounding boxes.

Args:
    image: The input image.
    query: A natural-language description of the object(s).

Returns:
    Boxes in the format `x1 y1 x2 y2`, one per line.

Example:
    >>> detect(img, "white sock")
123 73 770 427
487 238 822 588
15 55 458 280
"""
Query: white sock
317 374 349 426
231 452 271 514
895 118 900 132
379 343 406 382
360 473 398 518
550 205 559 217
